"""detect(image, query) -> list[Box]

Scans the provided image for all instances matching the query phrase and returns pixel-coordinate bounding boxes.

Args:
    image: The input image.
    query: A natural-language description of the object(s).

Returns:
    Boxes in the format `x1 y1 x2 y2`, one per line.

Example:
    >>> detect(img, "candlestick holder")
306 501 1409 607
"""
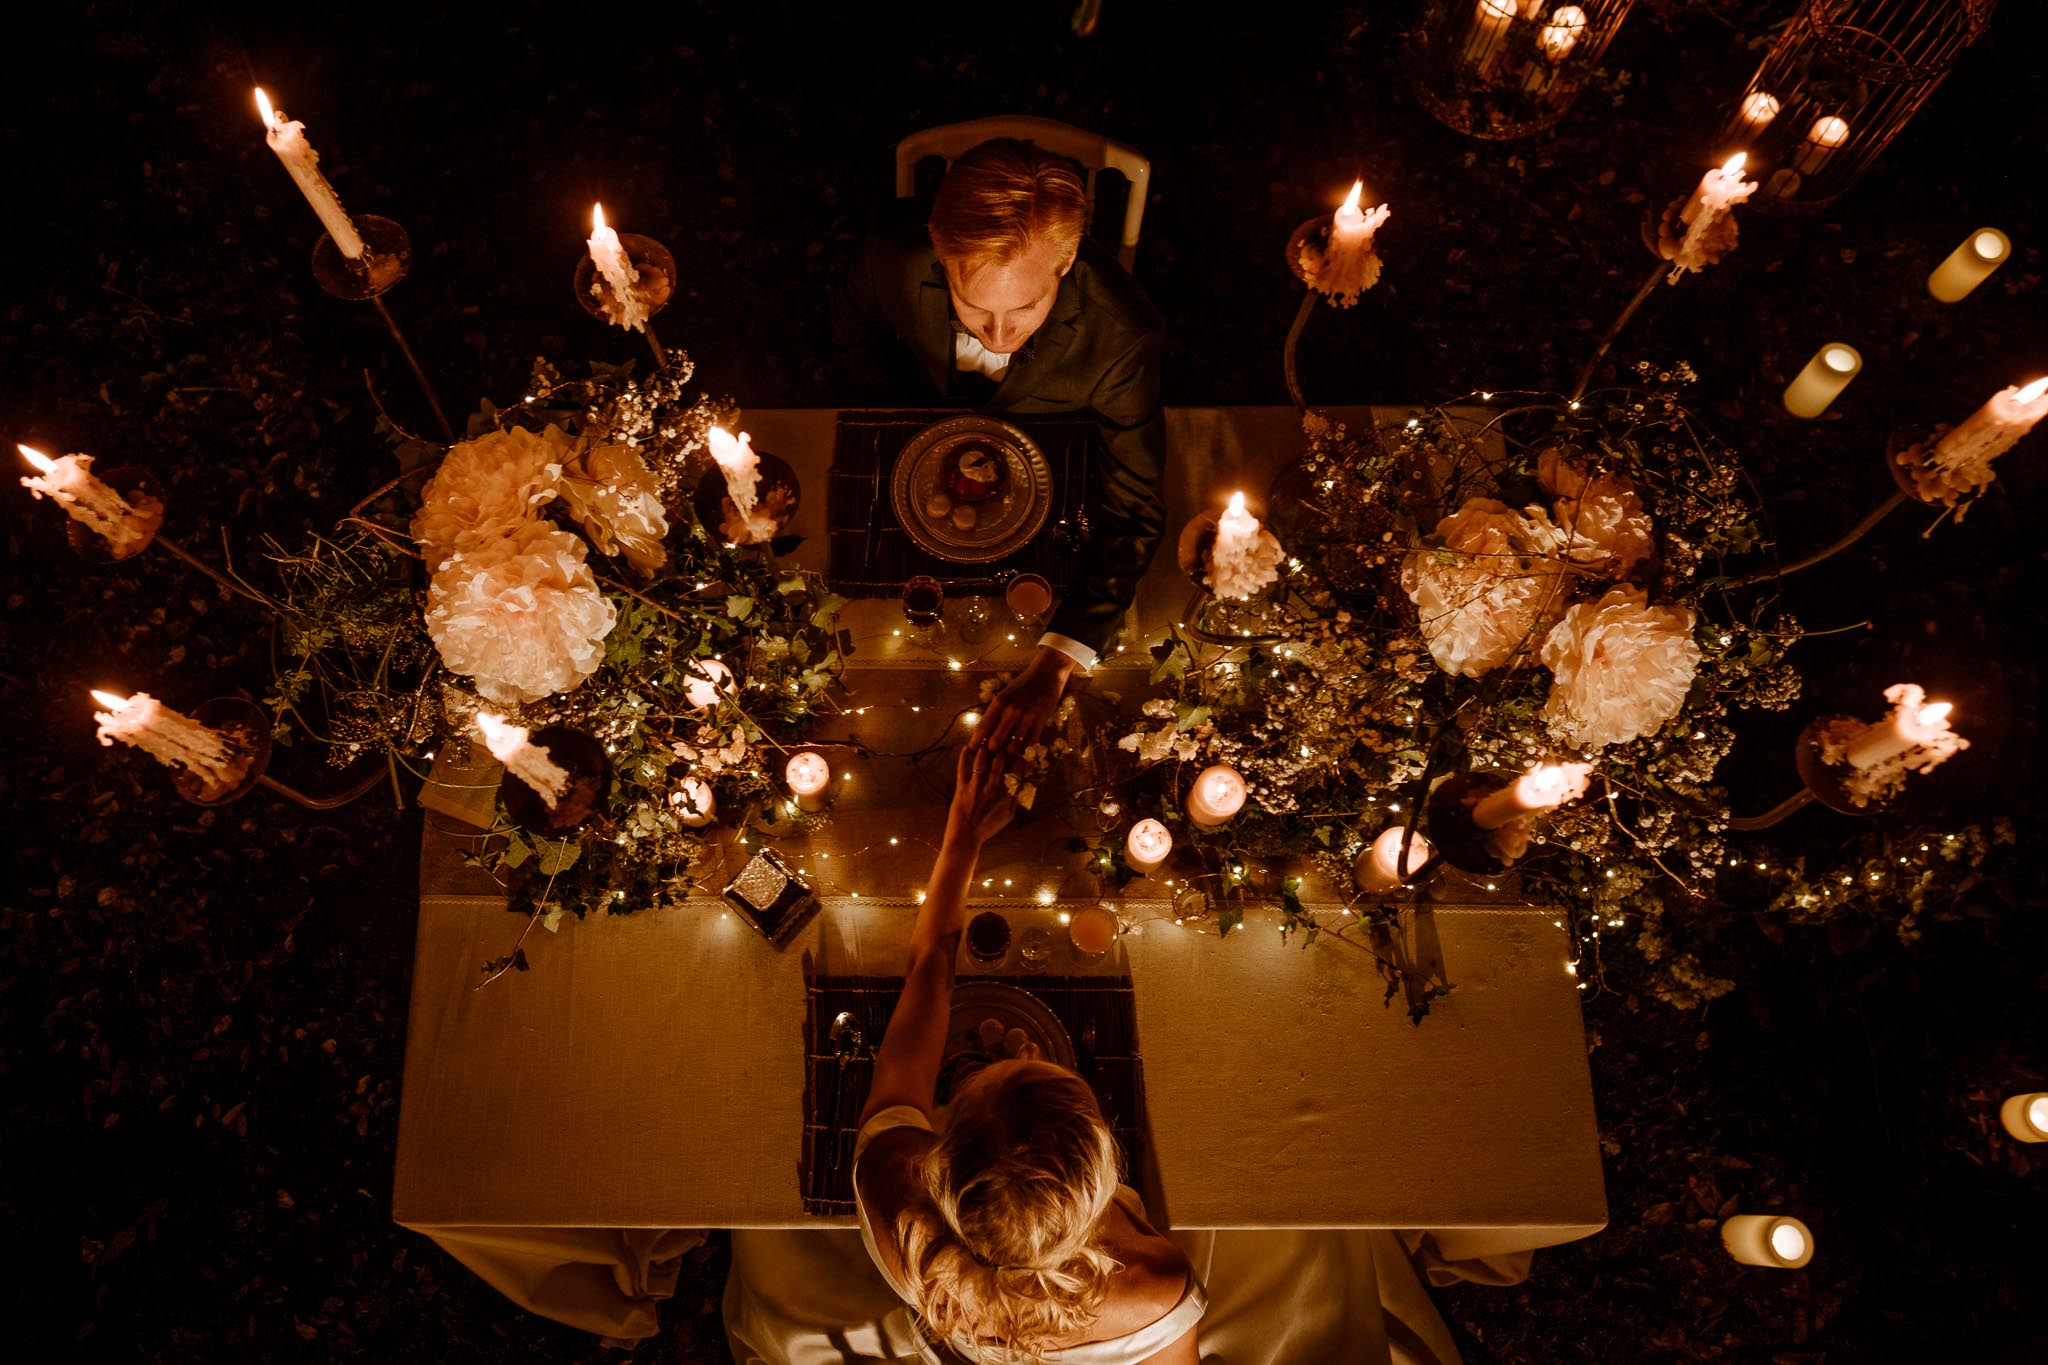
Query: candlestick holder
693 450 802 549
172 697 273 807
498 725 613 835
573 232 678 369
1727 716 1879 831
1424 771 1519 876
55 465 166 563
309 214 411 301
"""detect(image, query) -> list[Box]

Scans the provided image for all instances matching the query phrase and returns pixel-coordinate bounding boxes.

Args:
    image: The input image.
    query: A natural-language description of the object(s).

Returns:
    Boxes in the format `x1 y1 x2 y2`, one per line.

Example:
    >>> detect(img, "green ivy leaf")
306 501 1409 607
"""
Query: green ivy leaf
536 836 583 875
503 830 535 870
1216 907 1244 939
810 593 847 628
726 595 756 621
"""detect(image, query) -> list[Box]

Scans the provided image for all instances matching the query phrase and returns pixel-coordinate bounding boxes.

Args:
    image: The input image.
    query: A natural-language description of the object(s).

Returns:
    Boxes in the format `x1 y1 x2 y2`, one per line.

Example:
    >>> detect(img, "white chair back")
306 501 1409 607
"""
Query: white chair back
893 115 1151 271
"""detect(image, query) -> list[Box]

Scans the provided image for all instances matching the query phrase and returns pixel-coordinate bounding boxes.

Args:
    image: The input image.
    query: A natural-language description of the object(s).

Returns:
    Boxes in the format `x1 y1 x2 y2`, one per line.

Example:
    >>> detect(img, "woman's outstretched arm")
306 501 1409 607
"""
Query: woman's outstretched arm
859 744 1016 1125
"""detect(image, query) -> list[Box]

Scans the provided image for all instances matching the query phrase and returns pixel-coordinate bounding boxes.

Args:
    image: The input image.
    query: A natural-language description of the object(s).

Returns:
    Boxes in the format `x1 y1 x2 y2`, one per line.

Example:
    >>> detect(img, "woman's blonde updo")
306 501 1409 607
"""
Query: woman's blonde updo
897 1062 1124 1364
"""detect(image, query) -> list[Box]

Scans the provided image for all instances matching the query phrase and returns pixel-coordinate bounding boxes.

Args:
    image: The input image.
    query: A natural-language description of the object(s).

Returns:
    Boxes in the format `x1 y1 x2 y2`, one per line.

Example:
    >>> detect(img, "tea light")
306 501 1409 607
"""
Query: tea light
1720 1215 1814 1269
1464 0 1518 64
1844 684 1959 769
474 711 571 809
681 658 736 711
669 775 717 828
1737 91 1781 131
1927 228 2010 303
1789 114 1850 176
1471 762 1593 831
1355 825 1436 892
1185 764 1247 828
91 690 242 789
1538 5 1587 60
1999 1092 2048 1143
1124 818 1173 875
17 445 160 557
1068 904 1118 956
1782 343 1862 418
786 751 833 811
254 87 365 259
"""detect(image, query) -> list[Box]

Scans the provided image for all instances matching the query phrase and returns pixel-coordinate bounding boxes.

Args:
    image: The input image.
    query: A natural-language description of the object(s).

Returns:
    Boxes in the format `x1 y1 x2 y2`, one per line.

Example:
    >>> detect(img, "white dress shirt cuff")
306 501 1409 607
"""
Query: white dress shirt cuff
1038 632 1098 673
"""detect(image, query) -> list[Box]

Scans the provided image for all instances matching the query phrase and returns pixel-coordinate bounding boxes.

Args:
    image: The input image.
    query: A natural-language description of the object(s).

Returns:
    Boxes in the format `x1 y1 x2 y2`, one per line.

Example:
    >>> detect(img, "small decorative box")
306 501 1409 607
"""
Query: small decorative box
722 848 820 947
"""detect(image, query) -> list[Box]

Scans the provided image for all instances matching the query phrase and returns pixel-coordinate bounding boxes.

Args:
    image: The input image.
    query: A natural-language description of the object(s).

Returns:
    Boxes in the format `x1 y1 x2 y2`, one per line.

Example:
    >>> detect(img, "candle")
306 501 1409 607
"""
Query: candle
705 425 764 522
1720 1215 1813 1269
1927 228 2011 303
786 751 833 811
1789 114 1850 176
1471 762 1594 831
586 203 650 333
18 445 161 557
1068 904 1119 956
91 690 243 789
1206 492 1284 599
1844 684 1961 770
2000 1093 2048 1143
1737 91 1781 131
474 711 571 809
1302 180 1391 307
1185 764 1247 828
1538 5 1587 60
1666 153 1756 279
1464 0 1519 64
1925 377 2048 490
681 658 736 711
1782 343 1862 418
254 88 365 259
1124 818 1173 875
669 775 718 828
1355 825 1436 892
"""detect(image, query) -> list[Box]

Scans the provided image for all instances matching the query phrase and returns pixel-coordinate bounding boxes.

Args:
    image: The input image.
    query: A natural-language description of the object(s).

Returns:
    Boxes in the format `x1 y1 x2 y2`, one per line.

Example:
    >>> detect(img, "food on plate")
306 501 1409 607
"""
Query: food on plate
950 504 978 531
924 489 954 519
944 441 1009 502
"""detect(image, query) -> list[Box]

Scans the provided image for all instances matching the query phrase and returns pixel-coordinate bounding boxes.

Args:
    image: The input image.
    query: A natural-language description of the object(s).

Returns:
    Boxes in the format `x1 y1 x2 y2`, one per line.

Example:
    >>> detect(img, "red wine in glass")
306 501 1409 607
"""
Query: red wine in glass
902 575 944 627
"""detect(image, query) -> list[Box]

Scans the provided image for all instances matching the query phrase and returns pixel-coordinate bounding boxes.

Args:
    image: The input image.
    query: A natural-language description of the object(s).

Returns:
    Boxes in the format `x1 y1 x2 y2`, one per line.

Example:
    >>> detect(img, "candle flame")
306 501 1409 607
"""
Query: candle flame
2014 377 2048 405
1720 152 1748 175
591 202 606 232
706 425 752 469
90 689 130 712
254 87 280 132
1916 701 1953 726
17 443 56 473
1225 490 1248 516
1340 179 1363 215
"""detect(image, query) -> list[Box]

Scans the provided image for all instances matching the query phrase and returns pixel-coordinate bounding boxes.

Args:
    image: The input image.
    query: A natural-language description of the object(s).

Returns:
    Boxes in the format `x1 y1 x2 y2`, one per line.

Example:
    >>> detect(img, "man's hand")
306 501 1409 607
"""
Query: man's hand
971 645 1078 757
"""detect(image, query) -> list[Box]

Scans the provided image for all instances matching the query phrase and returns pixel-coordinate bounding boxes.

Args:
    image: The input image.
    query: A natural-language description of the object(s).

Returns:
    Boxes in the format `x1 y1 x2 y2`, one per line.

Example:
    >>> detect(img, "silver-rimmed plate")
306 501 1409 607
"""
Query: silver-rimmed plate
890 415 1054 564
947 979 1077 1071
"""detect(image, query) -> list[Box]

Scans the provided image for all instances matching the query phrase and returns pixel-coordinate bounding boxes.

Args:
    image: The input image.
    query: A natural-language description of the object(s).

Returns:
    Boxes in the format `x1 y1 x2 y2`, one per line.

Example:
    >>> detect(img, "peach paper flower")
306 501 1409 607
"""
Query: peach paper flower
553 442 670 574
1538 585 1701 749
1538 447 1653 578
411 425 573 560
425 519 617 704
1401 498 1569 678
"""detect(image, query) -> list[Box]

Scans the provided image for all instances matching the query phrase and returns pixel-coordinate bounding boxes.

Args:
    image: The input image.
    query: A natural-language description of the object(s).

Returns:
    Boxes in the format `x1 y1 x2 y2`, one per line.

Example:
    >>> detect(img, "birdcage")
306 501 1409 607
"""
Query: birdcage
1711 0 1997 211
1410 0 1639 140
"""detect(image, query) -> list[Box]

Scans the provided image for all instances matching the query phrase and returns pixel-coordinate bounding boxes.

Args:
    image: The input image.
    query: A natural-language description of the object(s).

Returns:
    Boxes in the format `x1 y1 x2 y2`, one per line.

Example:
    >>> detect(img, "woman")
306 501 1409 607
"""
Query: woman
851 745 1204 1365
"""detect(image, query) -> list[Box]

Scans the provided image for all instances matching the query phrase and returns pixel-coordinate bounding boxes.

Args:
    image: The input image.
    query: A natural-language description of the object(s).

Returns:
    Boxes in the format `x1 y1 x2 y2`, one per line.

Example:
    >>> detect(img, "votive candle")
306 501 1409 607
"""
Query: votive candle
1999 1092 2048 1143
1185 764 1247 828
681 658 735 711
1464 0 1518 64
254 88 365 258
1720 1214 1814 1269
1789 114 1850 176
1124 818 1173 875
1782 343 1862 418
1538 5 1587 60
787 751 833 811
1355 825 1436 892
474 711 571 809
1737 91 1781 131
1927 228 2010 303
1471 762 1593 831
670 775 717 828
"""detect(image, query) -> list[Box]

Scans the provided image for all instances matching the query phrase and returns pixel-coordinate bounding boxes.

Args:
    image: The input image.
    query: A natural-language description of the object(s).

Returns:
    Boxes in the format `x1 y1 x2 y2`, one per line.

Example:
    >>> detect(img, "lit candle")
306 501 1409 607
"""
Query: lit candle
1124 818 1173 875
1789 114 1850 176
1666 154 1756 279
1206 492 1284 599
17 445 161 557
91 690 244 789
1301 180 1391 307
705 424 765 524
786 751 833 811
2000 1092 2048 1143
254 88 365 259
1464 0 1519 63
1471 762 1594 831
1737 91 1781 131
586 203 650 332
1720 1215 1814 1269
1927 228 2011 303
1538 5 1587 60
1355 825 1436 892
1068 904 1119 955
1844 684 1961 770
1925 377 2048 489
681 658 736 711
1782 343 1862 418
1185 764 1247 828
669 775 717 828
474 711 571 810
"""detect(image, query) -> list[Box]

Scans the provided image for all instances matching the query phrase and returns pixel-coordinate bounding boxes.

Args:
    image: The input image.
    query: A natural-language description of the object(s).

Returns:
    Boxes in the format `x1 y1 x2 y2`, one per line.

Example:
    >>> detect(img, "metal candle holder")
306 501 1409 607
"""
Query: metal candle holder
307 214 454 443
498 725 613 836
693 449 802 549
1727 716 1877 831
573 232 678 370
171 697 273 807
1424 770 1520 876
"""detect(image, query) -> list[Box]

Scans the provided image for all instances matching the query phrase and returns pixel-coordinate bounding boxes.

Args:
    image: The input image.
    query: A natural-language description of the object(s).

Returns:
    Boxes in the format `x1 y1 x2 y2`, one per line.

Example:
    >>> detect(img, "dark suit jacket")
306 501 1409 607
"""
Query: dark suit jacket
830 208 1166 657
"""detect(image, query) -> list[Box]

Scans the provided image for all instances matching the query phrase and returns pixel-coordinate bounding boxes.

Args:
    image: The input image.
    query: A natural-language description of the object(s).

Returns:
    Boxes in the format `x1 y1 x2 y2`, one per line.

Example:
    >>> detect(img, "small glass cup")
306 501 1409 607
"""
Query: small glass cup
1005 572 1053 631
956 595 991 645
1016 925 1054 974
902 575 946 646
966 911 1011 967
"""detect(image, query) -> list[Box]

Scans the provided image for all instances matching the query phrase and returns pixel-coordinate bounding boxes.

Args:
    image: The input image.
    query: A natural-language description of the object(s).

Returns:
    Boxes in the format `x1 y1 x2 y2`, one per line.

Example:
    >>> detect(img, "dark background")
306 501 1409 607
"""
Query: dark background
3 1 2043 1360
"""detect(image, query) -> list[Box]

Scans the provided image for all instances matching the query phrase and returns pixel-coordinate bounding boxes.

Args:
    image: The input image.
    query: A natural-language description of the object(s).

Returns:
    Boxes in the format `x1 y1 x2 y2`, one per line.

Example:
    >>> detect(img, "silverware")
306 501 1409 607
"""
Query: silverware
825 1011 862 1180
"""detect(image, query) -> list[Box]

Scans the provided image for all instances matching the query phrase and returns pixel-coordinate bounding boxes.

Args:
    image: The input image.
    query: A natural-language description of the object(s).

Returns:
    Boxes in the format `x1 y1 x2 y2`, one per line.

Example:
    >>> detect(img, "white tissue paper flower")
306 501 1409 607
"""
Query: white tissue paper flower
425 519 617 704
1538 585 1701 749
1401 498 1569 678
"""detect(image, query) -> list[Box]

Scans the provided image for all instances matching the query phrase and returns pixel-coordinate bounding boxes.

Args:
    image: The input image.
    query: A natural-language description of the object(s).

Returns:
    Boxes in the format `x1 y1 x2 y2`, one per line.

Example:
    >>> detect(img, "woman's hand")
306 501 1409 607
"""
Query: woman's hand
945 742 1017 849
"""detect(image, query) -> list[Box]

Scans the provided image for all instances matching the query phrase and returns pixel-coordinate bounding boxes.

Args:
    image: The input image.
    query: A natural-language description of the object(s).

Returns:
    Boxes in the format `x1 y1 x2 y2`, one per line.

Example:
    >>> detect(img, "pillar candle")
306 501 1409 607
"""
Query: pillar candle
91 690 241 788
1538 5 1587 60
1927 228 2010 303
1124 818 1173 875
1464 0 1519 63
586 203 650 332
1185 765 1247 828
1720 1215 1813 1269
1927 377 2048 480
1737 91 1781 131
254 88 365 258
706 425 762 519
670 775 717 828
1782 343 1862 418
1303 180 1391 306
1471 762 1593 831
1788 114 1850 176
1999 1093 2048 1143
1206 492 1284 599
681 658 735 711
474 711 571 809
1355 826 1436 892
786 751 833 811
1667 154 1756 277
1844 684 1958 769
18 445 159 557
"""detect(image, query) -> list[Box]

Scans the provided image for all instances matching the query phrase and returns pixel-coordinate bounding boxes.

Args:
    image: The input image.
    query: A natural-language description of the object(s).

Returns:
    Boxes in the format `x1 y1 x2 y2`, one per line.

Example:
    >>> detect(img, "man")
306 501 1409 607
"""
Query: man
831 137 1165 754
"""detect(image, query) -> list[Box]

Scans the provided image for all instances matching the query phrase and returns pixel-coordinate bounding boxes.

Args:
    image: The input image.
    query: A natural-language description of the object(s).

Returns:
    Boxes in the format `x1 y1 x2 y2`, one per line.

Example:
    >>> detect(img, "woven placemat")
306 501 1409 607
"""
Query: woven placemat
800 972 1143 1216
826 409 1098 598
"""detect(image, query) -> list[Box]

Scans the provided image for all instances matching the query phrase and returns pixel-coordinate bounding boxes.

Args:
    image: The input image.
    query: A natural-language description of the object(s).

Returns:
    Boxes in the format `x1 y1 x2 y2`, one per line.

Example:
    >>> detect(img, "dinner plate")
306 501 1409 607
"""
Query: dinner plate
889 415 1054 564
946 979 1077 1072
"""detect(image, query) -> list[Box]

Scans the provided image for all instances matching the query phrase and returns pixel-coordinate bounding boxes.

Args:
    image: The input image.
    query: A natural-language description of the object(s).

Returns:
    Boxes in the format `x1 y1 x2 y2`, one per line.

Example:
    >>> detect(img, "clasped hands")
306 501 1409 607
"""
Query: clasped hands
944 645 1078 851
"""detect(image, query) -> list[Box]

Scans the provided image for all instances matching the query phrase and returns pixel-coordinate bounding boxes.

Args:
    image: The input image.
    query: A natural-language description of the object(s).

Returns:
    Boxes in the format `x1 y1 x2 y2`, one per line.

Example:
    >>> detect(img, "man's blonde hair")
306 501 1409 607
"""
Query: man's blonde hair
896 1063 1123 1364
928 138 1088 275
